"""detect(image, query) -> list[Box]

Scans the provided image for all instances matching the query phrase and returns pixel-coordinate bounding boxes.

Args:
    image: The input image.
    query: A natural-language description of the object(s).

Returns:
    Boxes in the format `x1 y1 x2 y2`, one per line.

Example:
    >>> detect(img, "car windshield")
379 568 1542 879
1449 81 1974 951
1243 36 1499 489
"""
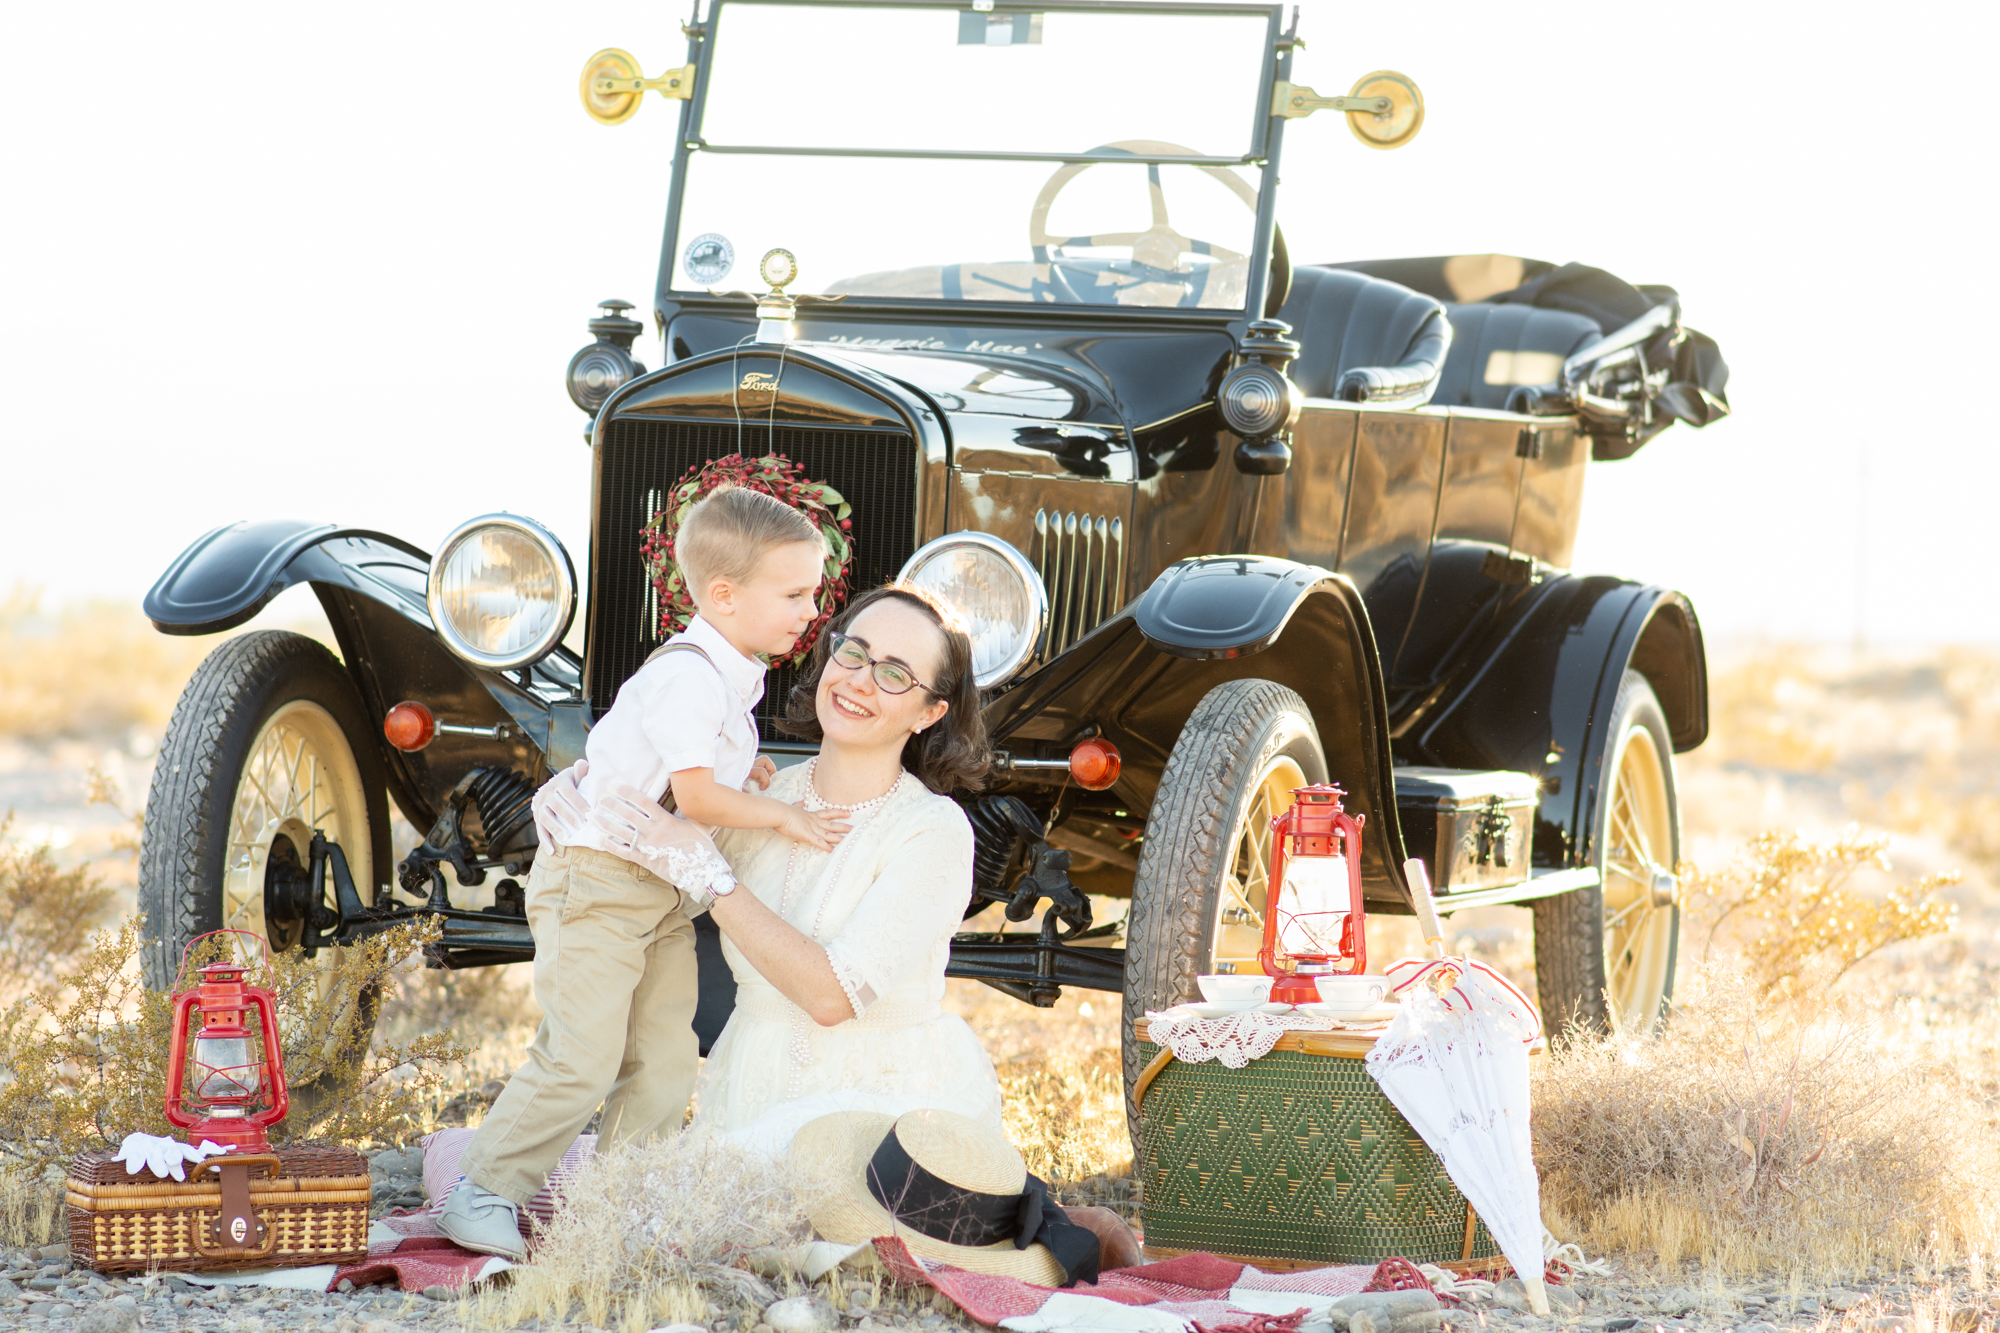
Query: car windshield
669 2 1278 313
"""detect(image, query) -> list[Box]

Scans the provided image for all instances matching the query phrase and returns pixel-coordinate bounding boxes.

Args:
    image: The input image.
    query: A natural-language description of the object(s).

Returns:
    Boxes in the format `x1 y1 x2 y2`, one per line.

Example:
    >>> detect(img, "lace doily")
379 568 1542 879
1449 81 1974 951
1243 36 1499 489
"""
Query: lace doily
1144 1006 1365 1068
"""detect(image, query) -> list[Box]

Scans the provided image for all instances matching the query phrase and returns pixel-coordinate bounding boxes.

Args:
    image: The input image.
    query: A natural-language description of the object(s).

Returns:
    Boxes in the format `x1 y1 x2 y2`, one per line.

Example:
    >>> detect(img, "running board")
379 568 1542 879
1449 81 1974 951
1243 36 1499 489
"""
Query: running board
1432 866 1600 914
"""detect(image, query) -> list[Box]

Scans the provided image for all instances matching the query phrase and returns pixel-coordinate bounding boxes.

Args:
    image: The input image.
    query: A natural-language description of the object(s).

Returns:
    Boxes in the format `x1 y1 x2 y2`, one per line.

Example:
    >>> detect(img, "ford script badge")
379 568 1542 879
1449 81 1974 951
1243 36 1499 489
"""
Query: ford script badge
682 233 735 286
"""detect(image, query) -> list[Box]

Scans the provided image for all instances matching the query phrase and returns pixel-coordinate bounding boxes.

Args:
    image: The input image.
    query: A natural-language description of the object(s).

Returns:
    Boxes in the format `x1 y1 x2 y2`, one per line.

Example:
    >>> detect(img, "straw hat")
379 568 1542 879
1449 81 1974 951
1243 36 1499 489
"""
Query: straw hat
790 1109 1075 1286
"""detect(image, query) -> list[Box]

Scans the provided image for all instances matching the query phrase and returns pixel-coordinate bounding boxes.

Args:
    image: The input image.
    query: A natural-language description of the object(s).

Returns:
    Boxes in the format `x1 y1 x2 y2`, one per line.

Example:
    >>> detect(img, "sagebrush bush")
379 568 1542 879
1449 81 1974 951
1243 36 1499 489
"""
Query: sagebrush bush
1681 826 1957 997
0 912 469 1175
0 813 115 1006
1533 964 2000 1276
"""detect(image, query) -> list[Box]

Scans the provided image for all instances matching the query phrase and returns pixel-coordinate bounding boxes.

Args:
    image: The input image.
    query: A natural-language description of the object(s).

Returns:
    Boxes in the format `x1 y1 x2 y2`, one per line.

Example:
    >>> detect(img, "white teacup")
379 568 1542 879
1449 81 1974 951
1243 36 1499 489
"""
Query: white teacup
1196 974 1274 1006
1313 974 1388 1005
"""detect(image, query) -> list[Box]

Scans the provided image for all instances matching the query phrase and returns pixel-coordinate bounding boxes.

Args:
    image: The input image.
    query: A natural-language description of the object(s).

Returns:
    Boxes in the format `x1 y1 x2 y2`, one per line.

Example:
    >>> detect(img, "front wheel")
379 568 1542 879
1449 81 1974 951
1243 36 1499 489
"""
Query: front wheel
1532 670 1681 1035
1121 679 1328 1150
139 630 391 1057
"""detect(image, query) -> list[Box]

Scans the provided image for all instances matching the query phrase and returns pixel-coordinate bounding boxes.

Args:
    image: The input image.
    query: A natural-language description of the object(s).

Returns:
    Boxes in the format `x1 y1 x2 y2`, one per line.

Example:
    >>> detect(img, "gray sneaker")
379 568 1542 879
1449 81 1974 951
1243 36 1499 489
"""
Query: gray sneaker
438 1180 527 1261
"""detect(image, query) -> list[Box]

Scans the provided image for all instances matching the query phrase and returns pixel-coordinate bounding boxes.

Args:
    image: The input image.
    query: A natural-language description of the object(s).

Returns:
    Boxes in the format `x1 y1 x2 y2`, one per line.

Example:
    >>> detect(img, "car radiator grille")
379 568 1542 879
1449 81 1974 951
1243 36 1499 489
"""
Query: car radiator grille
588 417 919 740
1033 508 1125 659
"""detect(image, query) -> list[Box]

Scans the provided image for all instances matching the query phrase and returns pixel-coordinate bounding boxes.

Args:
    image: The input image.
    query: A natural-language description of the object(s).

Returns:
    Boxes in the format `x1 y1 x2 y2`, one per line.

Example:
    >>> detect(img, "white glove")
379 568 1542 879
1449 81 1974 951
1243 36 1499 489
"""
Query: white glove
533 760 591 848
114 1132 233 1182
590 781 738 910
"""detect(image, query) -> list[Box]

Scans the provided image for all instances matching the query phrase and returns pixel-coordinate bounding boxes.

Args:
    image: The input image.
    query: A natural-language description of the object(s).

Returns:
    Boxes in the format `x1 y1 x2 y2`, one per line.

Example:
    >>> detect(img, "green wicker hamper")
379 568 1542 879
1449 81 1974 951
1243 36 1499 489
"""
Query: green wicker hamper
1134 1020 1500 1270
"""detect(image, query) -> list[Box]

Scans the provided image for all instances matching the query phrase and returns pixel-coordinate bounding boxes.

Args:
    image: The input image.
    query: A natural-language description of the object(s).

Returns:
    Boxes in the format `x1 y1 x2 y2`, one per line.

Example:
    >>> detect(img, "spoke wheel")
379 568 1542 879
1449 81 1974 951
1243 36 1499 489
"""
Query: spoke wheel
1122 679 1327 1151
141 631 392 1079
1532 670 1681 1035
223 699 373 1010
1211 756 1308 974
1601 722 1676 1029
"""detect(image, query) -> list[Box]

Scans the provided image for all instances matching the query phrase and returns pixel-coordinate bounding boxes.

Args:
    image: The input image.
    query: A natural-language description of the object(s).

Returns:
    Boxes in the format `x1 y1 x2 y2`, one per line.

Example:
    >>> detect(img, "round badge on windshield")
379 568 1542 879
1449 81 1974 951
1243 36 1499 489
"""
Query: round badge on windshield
760 248 799 292
682 233 735 286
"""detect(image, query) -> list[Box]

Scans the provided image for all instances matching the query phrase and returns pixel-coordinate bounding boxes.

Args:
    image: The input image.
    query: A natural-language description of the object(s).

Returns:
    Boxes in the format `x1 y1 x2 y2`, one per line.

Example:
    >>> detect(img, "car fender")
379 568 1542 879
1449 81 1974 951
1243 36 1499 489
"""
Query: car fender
986 555 1414 906
144 520 574 830
1403 573 1707 871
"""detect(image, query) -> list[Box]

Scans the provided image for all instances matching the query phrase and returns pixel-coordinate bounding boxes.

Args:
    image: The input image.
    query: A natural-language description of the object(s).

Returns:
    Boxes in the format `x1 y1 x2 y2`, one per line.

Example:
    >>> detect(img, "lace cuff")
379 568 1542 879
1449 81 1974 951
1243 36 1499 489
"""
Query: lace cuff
824 945 877 1020
634 837 736 913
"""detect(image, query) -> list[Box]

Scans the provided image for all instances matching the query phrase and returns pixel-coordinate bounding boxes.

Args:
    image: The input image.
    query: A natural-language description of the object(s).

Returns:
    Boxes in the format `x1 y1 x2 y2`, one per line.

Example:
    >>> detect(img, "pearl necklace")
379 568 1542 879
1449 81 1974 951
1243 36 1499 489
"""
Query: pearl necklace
780 759 903 1096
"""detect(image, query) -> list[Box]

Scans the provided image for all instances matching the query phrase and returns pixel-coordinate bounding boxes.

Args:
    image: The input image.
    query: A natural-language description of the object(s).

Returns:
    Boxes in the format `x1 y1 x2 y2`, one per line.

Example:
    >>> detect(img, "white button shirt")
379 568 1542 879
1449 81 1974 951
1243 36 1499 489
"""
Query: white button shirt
569 615 766 844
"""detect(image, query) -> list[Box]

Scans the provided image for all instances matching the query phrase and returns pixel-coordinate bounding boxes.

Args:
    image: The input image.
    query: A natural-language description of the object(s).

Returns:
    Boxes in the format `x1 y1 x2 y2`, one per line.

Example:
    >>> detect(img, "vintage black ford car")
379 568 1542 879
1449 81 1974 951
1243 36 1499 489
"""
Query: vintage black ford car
139 0 1728 1119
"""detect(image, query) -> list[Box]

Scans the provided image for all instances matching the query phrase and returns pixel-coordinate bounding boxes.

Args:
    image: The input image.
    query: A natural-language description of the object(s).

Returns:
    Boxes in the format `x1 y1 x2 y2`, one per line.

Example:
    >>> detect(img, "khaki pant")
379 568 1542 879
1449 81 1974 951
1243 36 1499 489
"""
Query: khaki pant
459 843 699 1205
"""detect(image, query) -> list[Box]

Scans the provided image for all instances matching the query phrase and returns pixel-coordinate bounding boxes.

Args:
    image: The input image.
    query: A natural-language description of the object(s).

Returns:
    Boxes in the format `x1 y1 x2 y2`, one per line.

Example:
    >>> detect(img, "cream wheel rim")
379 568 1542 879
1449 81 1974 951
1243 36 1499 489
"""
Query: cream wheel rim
221 700 372 1006
1210 755 1308 975
1600 723 1676 1030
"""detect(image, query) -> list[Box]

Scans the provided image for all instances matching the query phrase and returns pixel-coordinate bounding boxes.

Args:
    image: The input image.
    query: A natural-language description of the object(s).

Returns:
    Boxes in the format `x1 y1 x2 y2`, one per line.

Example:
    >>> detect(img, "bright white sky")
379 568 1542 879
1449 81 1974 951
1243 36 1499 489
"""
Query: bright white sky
2 0 1995 647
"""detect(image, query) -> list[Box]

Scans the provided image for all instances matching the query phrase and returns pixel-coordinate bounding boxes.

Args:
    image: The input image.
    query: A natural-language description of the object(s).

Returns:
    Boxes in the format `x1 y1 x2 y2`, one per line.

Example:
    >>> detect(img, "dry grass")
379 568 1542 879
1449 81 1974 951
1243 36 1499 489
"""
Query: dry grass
468 1131 821 1331
995 1045 1129 1188
0 589 227 743
1534 963 2000 1278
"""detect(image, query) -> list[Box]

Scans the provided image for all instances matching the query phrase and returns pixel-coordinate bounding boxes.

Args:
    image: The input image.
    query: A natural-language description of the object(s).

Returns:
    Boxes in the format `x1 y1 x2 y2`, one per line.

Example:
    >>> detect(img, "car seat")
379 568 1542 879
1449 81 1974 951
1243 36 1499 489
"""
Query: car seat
1276 266 1452 408
1432 303 1602 410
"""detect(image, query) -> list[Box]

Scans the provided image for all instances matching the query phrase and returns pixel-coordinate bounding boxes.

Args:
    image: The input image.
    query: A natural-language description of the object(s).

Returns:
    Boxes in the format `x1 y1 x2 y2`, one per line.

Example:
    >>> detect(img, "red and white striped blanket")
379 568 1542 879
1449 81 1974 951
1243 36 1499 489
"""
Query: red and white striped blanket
871 1239 1447 1332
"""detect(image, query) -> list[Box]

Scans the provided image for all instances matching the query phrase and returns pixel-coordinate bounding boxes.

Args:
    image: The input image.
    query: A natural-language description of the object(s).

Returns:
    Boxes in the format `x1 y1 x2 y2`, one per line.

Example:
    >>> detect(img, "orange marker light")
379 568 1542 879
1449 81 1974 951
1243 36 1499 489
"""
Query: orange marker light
1069 737 1121 791
384 701 436 751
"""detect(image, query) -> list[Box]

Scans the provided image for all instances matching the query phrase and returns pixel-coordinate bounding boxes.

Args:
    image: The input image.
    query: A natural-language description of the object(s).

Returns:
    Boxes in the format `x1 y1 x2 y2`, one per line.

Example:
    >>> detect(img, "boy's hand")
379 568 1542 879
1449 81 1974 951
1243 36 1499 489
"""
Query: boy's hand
777 801 848 851
744 756 778 792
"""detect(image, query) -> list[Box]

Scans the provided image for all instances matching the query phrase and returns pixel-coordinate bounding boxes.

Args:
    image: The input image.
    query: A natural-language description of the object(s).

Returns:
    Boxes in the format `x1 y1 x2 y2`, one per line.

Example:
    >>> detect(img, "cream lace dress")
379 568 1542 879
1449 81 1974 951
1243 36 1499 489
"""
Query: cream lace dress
695 762 1003 1156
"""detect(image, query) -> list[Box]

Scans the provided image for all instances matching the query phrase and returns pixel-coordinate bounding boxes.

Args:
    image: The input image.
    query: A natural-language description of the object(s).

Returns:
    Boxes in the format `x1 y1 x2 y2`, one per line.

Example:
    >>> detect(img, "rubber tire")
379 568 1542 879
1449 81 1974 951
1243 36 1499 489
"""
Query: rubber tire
1532 669 1681 1037
1120 679 1328 1152
139 631 392 1045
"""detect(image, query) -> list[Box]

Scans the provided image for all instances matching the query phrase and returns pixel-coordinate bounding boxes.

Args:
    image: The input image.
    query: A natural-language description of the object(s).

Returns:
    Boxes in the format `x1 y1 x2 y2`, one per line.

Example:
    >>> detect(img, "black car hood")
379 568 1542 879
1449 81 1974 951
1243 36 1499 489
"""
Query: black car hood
664 306 1235 435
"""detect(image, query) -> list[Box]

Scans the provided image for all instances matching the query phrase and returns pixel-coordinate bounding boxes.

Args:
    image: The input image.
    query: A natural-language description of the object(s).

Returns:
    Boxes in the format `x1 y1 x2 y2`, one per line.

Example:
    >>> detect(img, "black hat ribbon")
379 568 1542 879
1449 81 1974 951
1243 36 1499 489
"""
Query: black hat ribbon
864 1126 1101 1286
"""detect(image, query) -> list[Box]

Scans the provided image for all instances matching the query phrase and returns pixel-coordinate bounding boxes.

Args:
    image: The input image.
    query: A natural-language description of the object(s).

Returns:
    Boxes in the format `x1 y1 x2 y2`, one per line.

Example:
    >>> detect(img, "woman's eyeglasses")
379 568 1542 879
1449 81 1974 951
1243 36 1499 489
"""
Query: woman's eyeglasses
826 631 937 697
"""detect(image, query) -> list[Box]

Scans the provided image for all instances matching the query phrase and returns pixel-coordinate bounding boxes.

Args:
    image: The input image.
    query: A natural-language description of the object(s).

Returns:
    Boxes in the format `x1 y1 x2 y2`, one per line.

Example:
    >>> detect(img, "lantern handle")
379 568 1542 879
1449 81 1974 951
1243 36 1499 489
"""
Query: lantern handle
177 929 273 987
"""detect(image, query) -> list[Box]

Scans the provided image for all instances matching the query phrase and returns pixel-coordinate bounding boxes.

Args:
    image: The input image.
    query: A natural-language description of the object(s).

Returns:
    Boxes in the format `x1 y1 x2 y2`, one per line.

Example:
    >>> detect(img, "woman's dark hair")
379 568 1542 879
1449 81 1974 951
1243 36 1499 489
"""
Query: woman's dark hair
780 584 990 794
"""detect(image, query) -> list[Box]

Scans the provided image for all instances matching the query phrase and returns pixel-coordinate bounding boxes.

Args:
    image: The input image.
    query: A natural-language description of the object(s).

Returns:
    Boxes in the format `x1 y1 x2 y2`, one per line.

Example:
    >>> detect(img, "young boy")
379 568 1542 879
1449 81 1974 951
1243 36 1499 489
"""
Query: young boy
441 485 843 1259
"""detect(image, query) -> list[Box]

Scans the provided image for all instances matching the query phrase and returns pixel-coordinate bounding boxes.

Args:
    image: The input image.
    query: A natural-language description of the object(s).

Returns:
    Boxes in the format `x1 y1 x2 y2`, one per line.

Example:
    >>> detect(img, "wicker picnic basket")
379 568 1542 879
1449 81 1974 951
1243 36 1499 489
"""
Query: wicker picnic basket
67 1141 371 1274
1134 1020 1502 1271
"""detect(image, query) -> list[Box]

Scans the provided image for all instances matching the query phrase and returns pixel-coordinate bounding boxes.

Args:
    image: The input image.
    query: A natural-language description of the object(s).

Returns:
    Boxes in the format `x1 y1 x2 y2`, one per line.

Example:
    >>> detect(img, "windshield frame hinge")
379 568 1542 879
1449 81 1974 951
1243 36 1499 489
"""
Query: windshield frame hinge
590 62 699 102
1270 80 1390 120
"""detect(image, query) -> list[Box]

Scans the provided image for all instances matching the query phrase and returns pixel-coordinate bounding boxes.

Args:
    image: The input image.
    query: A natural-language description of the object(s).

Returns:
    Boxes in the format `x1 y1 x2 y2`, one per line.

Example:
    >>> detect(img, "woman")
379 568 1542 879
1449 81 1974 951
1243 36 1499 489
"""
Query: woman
544 584 1138 1267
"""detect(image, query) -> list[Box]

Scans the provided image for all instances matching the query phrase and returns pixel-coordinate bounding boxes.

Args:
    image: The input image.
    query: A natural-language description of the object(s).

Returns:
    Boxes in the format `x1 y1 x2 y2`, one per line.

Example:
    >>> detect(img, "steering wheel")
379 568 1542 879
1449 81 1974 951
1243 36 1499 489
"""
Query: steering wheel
1029 140 1257 308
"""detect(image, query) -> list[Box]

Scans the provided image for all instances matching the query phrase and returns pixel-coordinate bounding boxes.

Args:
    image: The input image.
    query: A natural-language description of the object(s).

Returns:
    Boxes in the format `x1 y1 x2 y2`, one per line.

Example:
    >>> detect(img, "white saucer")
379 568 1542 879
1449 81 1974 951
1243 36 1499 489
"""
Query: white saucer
1182 1000 1258 1018
1299 1001 1398 1023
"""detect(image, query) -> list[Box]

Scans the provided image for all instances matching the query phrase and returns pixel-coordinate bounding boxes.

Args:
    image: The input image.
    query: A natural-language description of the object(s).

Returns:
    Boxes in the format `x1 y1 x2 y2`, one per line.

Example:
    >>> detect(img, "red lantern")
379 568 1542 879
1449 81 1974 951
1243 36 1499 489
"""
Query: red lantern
1258 783 1369 1004
164 931 289 1152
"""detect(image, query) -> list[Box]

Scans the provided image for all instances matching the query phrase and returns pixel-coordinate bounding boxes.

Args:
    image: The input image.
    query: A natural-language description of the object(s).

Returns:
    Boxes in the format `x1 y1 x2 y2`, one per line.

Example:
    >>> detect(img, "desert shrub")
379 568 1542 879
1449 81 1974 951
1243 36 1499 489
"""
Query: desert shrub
1681 826 1957 996
1534 964 2000 1277
0 814 116 1005
481 1131 819 1330
0 914 469 1175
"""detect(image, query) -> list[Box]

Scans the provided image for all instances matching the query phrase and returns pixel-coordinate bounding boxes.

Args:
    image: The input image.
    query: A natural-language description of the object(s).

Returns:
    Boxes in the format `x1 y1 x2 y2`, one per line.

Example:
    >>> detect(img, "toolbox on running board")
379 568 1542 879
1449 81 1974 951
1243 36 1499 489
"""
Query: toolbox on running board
1392 767 1540 895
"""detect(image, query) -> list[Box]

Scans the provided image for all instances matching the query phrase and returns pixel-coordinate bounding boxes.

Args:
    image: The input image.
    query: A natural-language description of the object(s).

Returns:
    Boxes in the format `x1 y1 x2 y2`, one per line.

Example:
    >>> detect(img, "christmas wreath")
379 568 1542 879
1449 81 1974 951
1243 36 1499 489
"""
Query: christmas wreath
639 453 853 667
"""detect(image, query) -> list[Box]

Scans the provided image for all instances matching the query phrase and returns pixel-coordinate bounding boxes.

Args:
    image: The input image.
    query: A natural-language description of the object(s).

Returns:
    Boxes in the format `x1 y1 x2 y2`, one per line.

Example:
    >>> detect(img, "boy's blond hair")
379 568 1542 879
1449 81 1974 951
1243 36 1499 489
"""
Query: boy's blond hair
678 484 824 601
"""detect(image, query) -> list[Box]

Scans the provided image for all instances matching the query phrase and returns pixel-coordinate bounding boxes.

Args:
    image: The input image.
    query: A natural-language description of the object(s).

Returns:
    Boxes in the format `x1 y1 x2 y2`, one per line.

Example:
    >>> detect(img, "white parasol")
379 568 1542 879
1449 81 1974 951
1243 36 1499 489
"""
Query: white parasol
1363 861 1550 1315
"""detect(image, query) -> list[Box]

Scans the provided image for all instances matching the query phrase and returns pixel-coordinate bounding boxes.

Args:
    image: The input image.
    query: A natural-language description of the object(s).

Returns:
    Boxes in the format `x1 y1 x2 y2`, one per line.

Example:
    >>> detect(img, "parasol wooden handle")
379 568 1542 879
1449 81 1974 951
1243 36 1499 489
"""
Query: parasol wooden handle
1405 858 1448 960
